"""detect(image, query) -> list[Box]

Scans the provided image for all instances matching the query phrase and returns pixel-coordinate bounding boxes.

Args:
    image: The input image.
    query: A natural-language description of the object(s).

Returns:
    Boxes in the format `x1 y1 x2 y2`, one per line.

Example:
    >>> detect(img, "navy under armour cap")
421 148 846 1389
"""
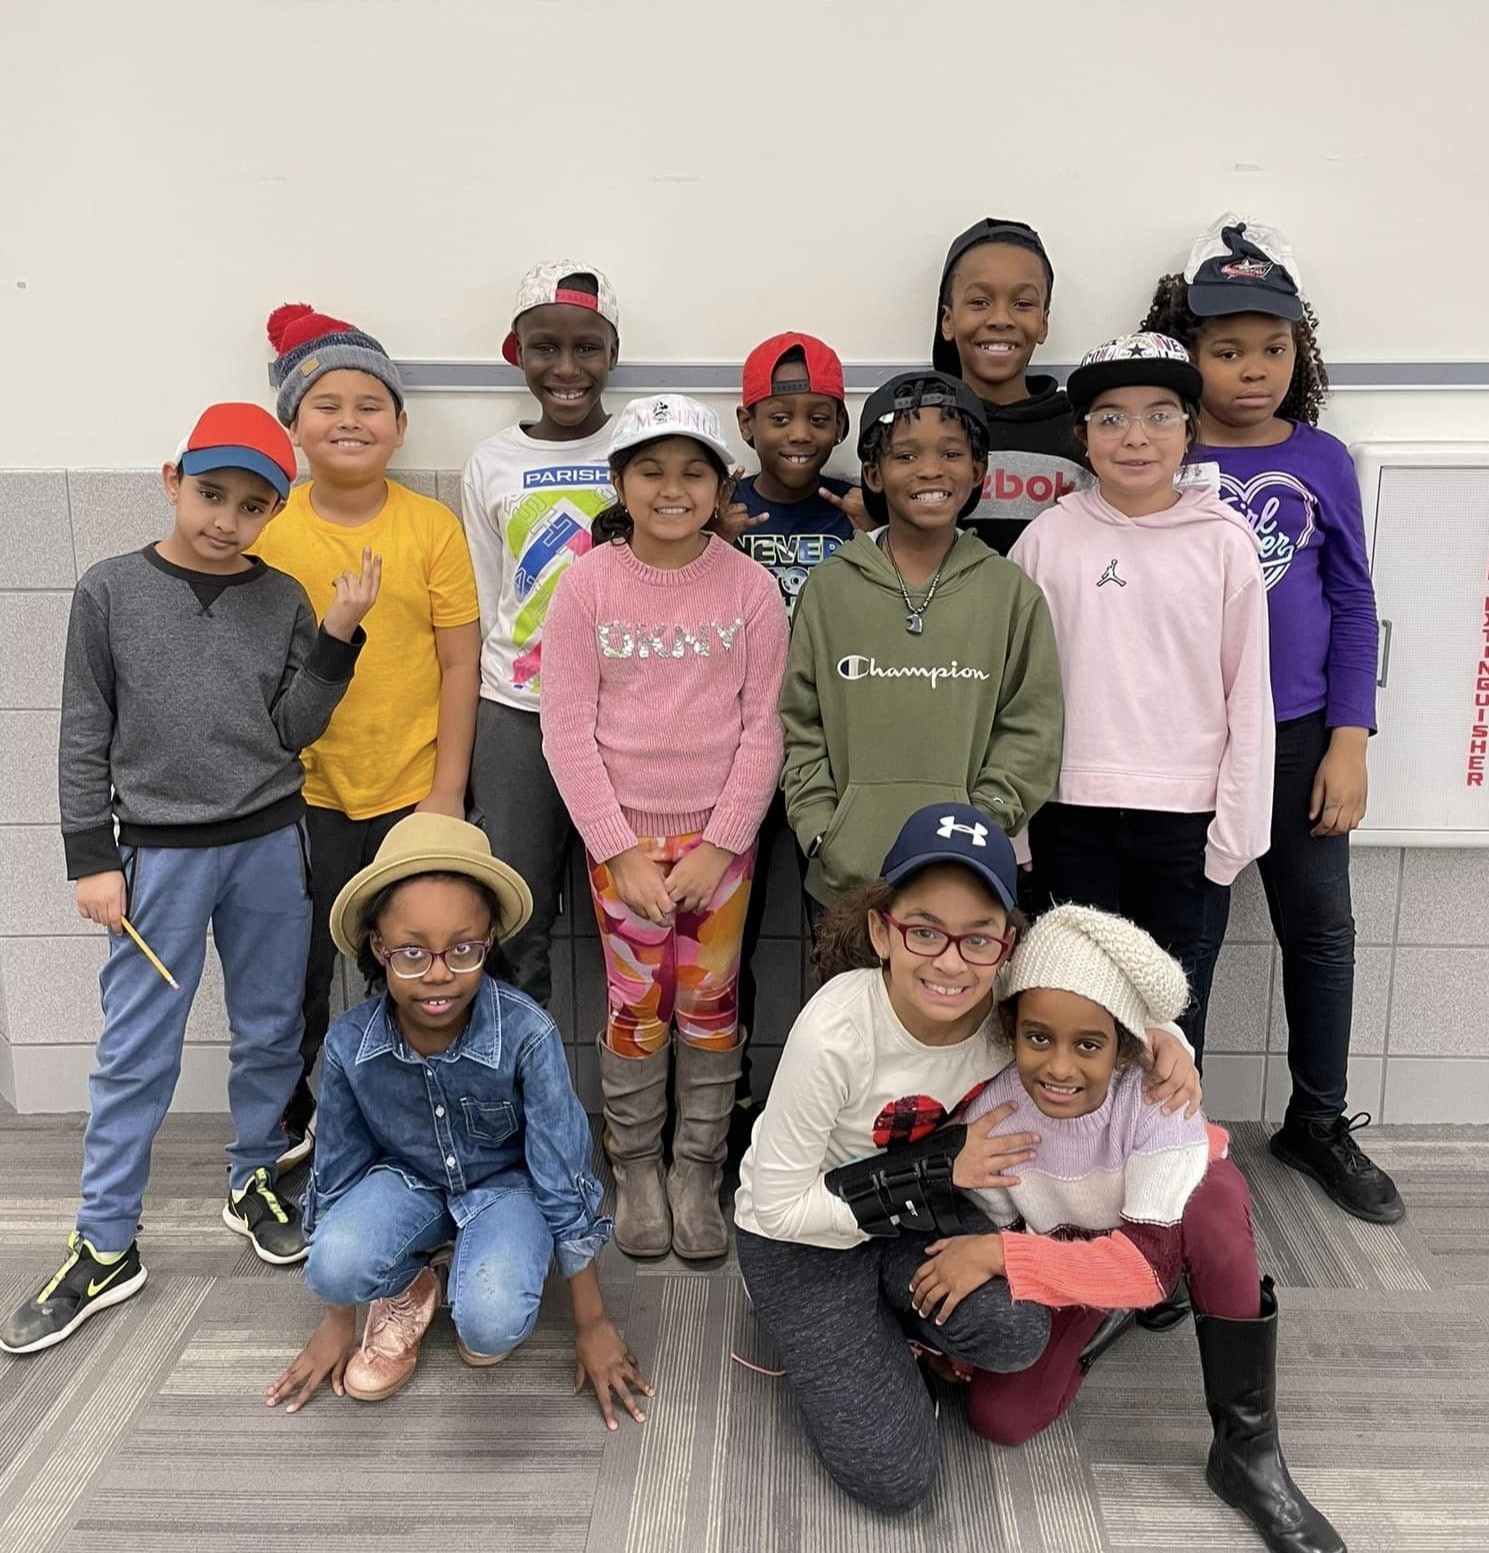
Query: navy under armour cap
882 803 1018 912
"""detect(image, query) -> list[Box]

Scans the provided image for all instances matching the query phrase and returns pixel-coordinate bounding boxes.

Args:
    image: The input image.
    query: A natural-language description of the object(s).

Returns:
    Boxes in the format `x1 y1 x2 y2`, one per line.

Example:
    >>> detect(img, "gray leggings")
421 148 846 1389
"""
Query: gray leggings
736 1223 1050 1515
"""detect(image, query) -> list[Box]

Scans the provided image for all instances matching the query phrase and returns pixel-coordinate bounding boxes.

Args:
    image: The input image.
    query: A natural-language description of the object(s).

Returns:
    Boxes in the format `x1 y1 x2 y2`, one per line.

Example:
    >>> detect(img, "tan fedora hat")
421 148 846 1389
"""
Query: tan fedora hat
329 813 533 958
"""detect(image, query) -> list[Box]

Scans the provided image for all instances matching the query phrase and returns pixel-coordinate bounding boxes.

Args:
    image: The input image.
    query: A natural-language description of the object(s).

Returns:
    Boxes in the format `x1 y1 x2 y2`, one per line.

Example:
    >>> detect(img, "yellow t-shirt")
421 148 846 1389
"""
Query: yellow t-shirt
254 480 480 819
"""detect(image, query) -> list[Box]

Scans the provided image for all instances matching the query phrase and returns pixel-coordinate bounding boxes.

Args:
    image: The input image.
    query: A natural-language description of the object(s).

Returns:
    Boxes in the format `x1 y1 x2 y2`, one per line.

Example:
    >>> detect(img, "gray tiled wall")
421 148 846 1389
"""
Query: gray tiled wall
2 466 1487 1125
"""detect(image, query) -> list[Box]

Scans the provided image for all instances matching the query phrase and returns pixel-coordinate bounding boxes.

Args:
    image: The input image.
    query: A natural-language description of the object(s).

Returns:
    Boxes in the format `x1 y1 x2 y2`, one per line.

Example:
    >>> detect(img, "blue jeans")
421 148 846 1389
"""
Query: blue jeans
1202 712 1354 1121
78 823 313 1251
305 1165 553 1356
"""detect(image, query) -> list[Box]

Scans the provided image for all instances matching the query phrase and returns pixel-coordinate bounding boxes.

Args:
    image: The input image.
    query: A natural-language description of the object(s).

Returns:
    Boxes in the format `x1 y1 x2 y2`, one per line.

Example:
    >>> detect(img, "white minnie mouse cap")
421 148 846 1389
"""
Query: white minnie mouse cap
608 394 735 469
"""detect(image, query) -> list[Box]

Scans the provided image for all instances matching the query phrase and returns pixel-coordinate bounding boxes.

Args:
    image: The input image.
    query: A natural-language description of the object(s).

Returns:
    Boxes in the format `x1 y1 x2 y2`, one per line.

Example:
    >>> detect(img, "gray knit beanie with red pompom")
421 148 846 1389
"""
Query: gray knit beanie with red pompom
266 303 405 426
997 905 1190 1047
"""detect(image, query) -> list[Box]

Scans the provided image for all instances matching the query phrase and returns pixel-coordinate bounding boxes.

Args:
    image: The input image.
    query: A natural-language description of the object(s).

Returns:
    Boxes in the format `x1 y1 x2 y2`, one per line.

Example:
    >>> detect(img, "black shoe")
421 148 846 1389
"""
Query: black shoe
1196 1277 1346 1553
274 1076 317 1172
1137 1277 1193 1332
0 1233 148 1354
1270 1112 1404 1224
1079 1308 1137 1374
222 1167 308 1265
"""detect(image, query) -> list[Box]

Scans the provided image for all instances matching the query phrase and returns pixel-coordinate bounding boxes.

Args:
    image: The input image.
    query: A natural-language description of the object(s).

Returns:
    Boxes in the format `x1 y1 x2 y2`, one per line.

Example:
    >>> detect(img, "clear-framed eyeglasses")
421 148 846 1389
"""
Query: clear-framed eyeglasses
1083 407 1189 437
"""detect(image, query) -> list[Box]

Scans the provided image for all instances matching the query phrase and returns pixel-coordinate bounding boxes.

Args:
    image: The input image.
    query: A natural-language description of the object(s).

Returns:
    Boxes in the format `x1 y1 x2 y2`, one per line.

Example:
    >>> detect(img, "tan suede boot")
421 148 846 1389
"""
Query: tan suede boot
343 1265 441 1402
668 1038 744 1261
596 1036 672 1258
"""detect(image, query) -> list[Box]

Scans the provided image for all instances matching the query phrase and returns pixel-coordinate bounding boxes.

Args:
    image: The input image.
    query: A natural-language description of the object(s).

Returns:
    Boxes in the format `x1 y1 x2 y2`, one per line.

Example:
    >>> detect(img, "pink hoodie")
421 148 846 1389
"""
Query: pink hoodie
1010 484 1274 885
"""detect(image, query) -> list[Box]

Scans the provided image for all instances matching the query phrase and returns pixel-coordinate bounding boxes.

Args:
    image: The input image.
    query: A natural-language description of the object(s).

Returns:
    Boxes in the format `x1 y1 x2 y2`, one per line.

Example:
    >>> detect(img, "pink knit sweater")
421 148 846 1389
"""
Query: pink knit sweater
540 535 788 861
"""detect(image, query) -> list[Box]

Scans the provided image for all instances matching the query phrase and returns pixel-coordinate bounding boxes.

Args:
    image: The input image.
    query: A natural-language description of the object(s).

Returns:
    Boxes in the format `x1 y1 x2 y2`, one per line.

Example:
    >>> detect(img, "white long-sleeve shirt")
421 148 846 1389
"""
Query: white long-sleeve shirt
733 969 1007 1250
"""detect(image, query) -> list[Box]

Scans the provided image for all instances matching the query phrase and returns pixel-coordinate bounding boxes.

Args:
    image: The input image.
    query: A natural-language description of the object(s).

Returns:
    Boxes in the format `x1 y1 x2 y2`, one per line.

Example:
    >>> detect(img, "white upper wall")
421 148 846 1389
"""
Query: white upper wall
3 0 1488 468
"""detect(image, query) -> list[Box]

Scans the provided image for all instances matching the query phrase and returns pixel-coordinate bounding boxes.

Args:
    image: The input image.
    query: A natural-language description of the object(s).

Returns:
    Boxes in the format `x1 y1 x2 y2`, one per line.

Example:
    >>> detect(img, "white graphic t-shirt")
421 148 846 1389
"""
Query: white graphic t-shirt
460 421 615 711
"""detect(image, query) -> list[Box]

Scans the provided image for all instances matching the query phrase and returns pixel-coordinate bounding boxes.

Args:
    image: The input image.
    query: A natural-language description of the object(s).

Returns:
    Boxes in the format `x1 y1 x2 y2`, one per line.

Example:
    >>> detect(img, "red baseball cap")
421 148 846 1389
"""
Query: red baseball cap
741 332 846 410
176 403 298 500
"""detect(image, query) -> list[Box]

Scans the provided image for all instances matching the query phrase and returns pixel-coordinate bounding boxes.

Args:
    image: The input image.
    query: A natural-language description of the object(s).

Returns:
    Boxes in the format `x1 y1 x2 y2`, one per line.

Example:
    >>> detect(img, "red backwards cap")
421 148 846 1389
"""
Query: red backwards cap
741 332 846 410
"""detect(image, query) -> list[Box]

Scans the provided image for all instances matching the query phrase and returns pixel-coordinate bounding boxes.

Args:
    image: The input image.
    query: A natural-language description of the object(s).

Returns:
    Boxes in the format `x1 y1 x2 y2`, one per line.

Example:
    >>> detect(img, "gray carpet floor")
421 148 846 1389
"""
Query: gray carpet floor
1 1109 1486 1552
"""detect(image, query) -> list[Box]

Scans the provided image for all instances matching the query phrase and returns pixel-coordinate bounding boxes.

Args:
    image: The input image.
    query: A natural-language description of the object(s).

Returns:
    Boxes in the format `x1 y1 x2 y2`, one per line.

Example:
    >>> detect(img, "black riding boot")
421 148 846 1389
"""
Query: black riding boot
1195 1278 1346 1553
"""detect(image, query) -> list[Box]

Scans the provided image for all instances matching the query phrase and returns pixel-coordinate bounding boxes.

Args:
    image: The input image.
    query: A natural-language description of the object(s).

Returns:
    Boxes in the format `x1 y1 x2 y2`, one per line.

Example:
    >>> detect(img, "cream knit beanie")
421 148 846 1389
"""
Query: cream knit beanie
998 905 1189 1047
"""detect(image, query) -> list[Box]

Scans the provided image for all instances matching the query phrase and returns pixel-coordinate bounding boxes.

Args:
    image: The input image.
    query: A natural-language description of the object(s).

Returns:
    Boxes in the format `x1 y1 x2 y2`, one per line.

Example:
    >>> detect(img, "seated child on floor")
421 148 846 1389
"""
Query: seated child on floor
266 813 650 1430
909 905 1344 1553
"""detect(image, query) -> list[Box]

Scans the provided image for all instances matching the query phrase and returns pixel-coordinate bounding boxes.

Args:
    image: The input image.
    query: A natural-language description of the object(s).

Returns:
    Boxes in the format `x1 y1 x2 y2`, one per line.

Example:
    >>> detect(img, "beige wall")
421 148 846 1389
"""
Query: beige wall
4 1 1489 1119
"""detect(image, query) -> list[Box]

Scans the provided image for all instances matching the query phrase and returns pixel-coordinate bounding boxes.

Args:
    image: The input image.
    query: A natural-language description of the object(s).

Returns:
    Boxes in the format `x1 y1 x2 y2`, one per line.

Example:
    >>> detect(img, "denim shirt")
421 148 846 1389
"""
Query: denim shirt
304 978 611 1280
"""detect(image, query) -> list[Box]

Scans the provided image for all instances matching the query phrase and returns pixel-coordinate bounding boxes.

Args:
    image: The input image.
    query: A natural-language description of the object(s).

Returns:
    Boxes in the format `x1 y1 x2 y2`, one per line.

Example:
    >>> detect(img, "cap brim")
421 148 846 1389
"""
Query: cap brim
501 330 521 366
180 446 292 500
609 427 735 469
329 849 534 959
1186 282 1302 322
883 850 1018 913
1066 358 1204 415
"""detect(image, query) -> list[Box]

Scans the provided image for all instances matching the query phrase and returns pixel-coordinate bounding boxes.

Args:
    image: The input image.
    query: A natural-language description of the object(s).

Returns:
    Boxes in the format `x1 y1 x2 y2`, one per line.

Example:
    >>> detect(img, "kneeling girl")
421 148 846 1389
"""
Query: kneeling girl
268 813 649 1429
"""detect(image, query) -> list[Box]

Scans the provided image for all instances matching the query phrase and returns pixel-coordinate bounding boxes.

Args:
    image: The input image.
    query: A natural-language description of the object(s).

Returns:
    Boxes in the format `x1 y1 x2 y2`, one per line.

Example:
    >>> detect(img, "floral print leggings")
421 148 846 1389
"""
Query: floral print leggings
587 833 756 1057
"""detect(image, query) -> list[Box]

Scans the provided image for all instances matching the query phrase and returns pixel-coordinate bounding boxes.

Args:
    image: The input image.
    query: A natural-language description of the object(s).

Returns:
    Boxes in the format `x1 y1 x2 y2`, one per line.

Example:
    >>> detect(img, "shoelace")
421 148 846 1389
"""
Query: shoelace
362 1283 429 1357
1329 1112 1384 1174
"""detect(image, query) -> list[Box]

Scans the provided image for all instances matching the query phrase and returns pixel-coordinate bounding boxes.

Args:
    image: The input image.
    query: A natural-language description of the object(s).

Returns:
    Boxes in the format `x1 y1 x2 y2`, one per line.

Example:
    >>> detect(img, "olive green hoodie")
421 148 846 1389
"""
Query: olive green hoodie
781 529 1063 905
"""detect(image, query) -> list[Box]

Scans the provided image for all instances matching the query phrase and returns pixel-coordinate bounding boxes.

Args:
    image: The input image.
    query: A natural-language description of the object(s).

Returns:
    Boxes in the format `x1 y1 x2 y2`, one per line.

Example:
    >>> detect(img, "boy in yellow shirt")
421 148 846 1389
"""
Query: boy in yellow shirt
256 304 481 1163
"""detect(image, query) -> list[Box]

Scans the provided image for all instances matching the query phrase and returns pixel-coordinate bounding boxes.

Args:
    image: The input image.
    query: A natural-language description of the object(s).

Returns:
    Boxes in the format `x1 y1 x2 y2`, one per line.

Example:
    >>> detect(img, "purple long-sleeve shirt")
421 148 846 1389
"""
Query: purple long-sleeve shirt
1193 422 1378 731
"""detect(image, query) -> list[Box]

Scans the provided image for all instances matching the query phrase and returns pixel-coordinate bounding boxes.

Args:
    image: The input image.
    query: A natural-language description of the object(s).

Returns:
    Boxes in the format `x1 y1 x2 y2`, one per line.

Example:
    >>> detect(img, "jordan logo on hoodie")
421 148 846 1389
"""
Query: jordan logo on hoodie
1097 558 1127 589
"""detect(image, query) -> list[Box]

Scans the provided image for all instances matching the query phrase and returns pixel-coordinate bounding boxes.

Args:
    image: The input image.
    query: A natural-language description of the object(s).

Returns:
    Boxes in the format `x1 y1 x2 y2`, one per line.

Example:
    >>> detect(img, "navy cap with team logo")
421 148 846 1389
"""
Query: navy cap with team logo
882 802 1018 913
1184 217 1303 322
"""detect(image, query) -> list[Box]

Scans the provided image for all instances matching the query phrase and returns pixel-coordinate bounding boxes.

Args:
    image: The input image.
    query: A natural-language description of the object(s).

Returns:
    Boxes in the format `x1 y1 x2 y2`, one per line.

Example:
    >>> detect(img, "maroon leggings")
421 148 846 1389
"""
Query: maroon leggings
968 1156 1261 1447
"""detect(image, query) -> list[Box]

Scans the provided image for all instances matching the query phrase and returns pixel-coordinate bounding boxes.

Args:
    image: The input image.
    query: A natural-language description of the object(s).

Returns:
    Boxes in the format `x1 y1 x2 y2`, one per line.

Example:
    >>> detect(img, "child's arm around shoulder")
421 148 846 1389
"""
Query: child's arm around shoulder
511 990 652 1429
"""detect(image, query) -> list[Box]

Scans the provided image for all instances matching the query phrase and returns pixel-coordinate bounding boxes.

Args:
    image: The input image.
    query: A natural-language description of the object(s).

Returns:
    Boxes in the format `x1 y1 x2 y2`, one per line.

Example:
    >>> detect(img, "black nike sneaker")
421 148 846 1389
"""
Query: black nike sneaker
222 1167 308 1264
0 1232 147 1354
274 1075 317 1173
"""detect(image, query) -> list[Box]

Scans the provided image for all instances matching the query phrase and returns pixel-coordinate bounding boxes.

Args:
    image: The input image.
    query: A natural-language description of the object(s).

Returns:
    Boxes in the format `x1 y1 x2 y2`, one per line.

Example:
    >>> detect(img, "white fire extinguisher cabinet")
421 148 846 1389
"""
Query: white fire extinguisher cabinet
1353 442 1489 846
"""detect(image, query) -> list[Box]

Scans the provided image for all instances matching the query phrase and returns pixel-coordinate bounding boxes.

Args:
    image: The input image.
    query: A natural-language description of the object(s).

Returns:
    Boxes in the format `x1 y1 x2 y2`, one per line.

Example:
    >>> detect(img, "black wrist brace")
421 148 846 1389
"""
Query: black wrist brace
824 1125 966 1238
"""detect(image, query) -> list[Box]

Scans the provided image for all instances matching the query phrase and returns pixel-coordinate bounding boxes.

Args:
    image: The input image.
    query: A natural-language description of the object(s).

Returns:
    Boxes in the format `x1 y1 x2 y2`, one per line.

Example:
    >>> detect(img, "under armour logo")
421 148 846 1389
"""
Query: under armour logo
1097 558 1127 588
937 816 988 846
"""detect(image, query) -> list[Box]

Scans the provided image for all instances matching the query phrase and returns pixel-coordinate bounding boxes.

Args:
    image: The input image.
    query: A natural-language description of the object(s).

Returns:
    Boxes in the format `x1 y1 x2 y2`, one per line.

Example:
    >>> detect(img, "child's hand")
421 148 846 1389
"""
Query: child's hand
76 871 127 933
910 1234 1005 1324
952 1103 1039 1190
1141 1026 1202 1117
574 1316 653 1431
819 485 873 532
415 786 467 819
265 1306 358 1414
664 841 733 914
1310 727 1369 837
323 547 383 642
711 470 765 544
608 847 675 927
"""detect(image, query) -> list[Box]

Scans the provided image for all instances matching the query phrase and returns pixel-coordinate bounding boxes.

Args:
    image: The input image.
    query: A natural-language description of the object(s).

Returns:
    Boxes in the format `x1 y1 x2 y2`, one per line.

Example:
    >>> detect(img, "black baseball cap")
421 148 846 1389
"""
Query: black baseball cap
932 218 1054 376
882 803 1018 913
1185 220 1302 323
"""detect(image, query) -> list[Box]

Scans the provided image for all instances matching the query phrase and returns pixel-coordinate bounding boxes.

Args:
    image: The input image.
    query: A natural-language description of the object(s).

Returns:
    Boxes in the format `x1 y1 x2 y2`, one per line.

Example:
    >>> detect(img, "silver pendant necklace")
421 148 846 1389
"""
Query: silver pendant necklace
882 535 949 634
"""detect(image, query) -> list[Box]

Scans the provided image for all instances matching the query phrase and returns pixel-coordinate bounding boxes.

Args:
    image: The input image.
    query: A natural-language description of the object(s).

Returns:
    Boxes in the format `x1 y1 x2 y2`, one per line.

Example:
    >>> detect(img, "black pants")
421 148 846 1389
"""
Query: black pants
301 802 416 1079
1201 712 1354 1121
469 698 572 1008
736 792 808 1037
737 1222 1050 1515
1028 802 1226 1060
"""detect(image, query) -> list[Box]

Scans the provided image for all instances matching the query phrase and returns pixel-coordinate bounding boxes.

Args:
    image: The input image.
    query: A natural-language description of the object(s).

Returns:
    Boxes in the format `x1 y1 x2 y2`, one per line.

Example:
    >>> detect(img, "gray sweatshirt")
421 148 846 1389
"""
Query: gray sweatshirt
59 546 362 878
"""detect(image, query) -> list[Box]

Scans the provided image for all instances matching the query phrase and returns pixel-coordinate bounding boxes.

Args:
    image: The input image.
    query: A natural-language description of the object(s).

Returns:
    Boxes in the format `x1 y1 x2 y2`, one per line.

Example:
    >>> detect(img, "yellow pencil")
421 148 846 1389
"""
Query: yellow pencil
120 916 180 991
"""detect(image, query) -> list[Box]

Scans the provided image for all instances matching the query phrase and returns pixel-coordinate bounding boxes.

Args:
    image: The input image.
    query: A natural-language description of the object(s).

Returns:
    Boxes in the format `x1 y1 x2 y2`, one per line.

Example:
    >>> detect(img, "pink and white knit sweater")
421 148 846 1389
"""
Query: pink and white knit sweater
962 1063 1229 1310
540 535 788 861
